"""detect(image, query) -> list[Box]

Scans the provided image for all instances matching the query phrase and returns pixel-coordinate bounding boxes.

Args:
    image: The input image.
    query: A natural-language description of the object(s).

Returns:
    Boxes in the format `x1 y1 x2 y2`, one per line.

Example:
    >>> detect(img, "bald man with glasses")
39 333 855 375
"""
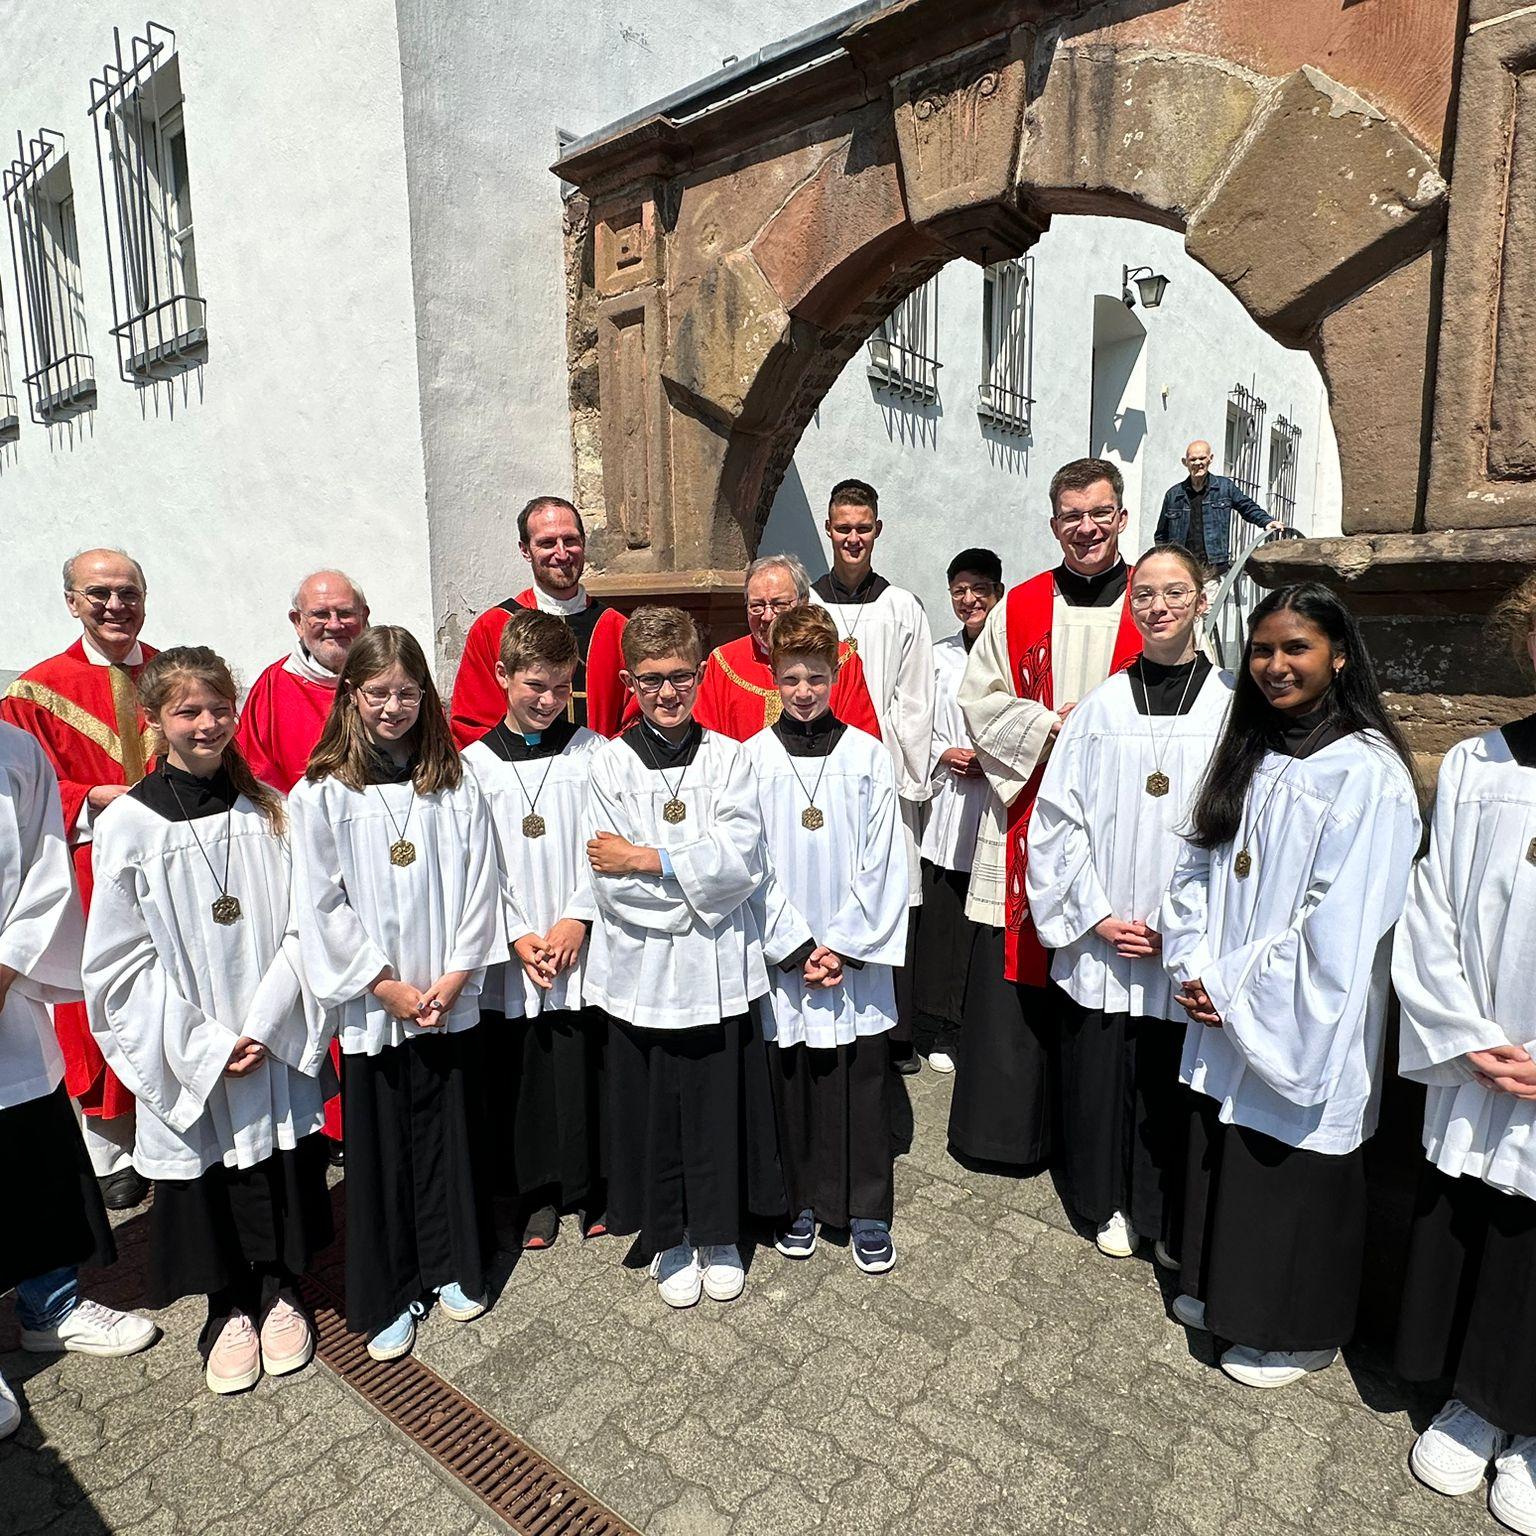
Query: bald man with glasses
1 549 158 1210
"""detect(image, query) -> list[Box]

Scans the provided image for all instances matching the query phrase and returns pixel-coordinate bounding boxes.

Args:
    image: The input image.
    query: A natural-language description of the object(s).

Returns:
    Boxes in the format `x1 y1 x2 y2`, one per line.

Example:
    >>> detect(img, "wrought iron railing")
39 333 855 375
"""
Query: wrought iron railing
867 278 940 402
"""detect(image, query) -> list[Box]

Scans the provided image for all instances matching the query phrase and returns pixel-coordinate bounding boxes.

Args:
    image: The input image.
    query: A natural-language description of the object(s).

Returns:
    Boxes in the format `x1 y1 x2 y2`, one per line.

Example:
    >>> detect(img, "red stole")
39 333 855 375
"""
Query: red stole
1002 570 1141 985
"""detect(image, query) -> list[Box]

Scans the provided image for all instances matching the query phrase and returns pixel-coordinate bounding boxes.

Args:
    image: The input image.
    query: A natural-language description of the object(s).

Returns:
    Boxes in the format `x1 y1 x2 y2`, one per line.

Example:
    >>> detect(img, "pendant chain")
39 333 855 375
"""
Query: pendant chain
635 724 693 823
162 773 241 925
1139 656 1200 798
1234 718 1334 878
374 780 419 867
492 722 559 837
782 734 833 831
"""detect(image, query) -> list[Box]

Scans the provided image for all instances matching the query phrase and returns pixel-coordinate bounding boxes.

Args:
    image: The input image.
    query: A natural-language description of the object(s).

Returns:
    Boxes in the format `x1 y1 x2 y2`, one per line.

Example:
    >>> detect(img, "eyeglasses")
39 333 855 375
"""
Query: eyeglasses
300 607 362 624
631 670 699 695
1130 585 1198 610
948 582 1000 601
1052 506 1122 528
746 598 798 617
359 686 423 707
71 585 144 608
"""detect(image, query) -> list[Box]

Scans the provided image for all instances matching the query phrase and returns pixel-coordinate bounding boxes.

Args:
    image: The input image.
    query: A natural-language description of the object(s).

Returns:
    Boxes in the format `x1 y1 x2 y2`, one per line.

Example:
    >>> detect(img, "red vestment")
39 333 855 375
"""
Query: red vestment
1 639 158 1117
1002 571 1140 986
450 589 635 746
695 634 883 743
234 658 337 793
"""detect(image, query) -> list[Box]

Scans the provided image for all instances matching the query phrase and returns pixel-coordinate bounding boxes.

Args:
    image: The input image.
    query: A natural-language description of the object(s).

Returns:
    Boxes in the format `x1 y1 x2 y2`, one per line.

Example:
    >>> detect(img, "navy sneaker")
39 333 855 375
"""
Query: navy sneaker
775 1209 817 1259
850 1219 896 1275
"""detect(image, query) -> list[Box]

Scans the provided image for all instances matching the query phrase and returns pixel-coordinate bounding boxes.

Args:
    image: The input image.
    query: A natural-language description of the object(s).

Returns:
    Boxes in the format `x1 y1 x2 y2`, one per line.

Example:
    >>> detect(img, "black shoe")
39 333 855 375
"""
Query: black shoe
522 1204 560 1251
893 1052 920 1077
327 1139 346 1169
99 1168 149 1211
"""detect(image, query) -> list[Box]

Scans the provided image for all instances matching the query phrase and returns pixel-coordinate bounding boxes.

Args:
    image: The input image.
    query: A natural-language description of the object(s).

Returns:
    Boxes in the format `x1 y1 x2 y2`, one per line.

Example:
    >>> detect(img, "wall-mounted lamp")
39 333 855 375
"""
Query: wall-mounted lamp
1123 265 1170 310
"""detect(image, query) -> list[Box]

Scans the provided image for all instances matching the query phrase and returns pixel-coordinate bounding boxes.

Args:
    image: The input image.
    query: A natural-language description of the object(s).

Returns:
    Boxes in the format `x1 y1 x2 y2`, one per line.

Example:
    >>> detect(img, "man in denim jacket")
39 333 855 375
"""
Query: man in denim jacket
1154 441 1283 575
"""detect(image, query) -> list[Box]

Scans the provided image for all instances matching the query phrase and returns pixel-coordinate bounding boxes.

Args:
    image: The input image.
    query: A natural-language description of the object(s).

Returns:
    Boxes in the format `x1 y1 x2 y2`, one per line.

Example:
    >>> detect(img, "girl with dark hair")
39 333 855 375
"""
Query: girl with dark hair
1027 546 1232 1263
1391 573 1536 1528
83 647 332 1395
1159 583 1420 1389
289 626 503 1361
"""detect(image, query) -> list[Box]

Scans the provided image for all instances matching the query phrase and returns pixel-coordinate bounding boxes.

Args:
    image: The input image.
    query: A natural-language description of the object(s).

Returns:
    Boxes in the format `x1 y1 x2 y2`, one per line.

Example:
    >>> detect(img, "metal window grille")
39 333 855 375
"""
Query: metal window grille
3 130 97 424
1268 415 1301 529
0 286 18 443
1220 381 1271 635
89 23 206 383
977 256 1031 434
867 277 940 401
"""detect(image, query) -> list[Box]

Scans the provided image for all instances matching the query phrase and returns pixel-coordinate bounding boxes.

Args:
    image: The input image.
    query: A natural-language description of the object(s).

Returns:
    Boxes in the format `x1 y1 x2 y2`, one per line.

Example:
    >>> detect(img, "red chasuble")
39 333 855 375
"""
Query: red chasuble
695 634 883 743
1002 570 1141 986
234 659 336 793
1 639 158 1117
449 590 636 747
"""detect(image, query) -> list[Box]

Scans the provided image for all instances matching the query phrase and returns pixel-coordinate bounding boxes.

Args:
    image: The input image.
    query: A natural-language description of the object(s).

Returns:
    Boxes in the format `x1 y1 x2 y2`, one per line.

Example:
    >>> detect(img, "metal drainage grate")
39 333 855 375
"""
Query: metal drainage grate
301 1276 640 1536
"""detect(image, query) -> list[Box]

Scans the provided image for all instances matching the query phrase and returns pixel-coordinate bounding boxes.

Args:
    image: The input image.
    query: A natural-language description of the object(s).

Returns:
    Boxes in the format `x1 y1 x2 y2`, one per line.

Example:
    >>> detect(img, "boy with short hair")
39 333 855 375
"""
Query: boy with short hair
585 607 810 1308
745 605 908 1274
463 610 606 1251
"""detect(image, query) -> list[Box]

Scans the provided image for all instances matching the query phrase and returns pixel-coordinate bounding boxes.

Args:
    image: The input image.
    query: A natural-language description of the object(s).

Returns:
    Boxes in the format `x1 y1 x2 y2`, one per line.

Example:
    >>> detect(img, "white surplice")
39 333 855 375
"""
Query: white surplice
745 725 909 1048
0 723 86 1110
584 729 810 1031
463 729 602 1018
920 633 989 873
960 591 1127 925
84 795 329 1178
287 770 504 1055
1159 730 1420 1153
1394 727 1536 1200
1028 666 1233 1018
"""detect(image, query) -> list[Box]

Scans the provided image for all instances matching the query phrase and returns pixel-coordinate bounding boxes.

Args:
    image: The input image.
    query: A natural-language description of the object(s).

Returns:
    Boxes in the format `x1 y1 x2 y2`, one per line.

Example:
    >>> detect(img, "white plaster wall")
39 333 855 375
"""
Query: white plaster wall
390 0 847 668
0 4 431 688
764 215 1341 631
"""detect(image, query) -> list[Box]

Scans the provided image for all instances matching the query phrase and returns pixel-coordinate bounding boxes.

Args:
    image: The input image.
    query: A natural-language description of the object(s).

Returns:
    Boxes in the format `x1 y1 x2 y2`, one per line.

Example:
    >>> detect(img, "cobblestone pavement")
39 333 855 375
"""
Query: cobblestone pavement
1 1069 1504 1536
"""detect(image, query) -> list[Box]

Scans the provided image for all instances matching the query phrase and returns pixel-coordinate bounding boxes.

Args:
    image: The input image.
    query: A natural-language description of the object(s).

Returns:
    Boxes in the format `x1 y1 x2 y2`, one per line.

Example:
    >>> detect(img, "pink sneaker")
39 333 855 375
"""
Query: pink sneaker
259 1297 314 1378
205 1311 261 1395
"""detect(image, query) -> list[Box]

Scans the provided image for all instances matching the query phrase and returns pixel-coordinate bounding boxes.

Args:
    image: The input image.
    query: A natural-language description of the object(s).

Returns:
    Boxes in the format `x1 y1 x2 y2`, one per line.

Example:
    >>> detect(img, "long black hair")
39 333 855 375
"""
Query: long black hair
1187 583 1415 848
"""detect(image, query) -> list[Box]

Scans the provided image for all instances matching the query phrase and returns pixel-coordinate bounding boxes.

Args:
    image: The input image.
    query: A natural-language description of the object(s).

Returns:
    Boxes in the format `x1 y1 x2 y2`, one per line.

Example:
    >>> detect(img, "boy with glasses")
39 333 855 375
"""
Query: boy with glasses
2 548 157 1211
584 608 812 1309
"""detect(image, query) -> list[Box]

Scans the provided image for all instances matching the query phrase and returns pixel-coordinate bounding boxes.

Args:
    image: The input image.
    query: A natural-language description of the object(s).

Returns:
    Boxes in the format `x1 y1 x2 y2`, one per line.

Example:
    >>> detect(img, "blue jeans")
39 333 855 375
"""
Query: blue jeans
14 1266 79 1331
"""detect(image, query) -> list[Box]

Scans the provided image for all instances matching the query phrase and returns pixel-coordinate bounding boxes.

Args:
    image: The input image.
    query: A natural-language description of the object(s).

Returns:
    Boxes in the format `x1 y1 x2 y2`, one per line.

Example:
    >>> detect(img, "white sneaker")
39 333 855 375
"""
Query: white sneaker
699 1244 745 1302
1171 1294 1208 1331
0 1370 19 1441
1220 1344 1337 1389
1492 1435 1536 1535
649 1244 701 1309
1411 1400 1508 1497
926 1051 955 1075
20 1298 158 1358
1153 1239 1179 1272
1095 1211 1139 1258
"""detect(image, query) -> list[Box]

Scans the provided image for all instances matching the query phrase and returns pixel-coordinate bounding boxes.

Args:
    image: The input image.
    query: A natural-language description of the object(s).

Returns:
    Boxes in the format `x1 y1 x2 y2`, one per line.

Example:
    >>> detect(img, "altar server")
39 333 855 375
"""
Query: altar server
85 648 331 1395
1 720 156 1441
289 626 503 1361
1161 583 1419 1390
585 607 810 1309
463 609 605 1251
1392 573 1536 1531
1028 547 1231 1262
745 605 908 1274
911 548 1003 1074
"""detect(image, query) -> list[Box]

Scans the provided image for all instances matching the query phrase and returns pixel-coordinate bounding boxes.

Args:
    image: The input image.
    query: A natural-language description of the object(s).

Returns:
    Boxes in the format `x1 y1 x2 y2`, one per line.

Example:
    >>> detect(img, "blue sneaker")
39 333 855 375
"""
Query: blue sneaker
850 1219 896 1275
366 1300 425 1361
435 1282 487 1323
775 1209 817 1259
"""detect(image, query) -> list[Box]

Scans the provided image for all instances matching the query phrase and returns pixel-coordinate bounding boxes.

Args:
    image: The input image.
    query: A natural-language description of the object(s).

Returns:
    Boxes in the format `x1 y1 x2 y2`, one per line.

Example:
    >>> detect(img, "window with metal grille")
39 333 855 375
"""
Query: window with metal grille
867 278 940 401
1223 383 1268 504
977 257 1031 434
3 131 96 424
1268 416 1301 529
0 287 18 443
89 23 206 382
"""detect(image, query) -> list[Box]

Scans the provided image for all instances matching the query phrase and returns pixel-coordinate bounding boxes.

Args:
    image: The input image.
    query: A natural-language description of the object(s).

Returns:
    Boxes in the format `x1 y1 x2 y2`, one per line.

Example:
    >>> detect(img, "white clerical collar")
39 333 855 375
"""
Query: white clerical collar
283 642 343 688
82 634 144 668
533 584 589 617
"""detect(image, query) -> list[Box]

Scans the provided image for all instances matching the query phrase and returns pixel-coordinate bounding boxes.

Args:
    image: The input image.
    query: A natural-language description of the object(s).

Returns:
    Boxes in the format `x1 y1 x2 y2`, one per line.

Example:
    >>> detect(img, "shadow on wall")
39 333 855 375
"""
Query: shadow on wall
767 462 830 578
981 420 1030 476
873 388 940 451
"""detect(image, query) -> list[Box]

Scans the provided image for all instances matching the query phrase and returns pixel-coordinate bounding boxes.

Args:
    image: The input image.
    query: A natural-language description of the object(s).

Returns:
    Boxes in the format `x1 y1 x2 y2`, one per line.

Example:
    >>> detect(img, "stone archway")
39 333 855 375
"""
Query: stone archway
557 0 1536 747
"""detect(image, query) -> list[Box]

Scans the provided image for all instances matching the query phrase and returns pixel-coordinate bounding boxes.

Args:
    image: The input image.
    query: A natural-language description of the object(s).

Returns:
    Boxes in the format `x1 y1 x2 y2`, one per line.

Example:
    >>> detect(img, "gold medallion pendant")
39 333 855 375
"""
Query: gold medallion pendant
1145 771 1170 798
801 806 825 831
663 798 688 824
1528 836 1536 867
211 895 242 926
522 813 547 839
1235 850 1253 879
390 839 418 867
